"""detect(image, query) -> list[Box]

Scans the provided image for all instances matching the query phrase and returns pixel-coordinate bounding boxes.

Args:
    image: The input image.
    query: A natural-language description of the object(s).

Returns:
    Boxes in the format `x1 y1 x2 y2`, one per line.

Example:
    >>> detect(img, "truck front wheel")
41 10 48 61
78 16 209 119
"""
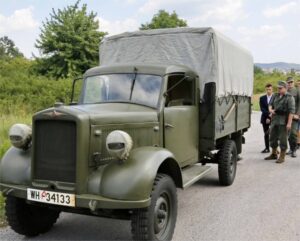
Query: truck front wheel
131 173 177 241
5 196 60 236
218 139 237 186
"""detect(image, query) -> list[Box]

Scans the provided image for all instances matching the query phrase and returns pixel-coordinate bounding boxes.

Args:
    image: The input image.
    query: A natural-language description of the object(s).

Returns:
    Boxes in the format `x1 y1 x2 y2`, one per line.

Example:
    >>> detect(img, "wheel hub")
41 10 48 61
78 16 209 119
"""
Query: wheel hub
154 193 170 238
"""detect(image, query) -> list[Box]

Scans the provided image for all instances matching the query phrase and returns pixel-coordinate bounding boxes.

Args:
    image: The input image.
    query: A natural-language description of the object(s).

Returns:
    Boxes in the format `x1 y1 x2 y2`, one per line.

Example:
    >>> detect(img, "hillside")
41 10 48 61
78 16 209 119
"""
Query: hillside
255 62 300 71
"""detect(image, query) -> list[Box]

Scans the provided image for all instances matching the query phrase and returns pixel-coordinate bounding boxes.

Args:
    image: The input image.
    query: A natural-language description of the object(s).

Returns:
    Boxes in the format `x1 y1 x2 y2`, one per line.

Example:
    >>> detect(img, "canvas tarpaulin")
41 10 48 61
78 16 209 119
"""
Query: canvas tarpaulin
100 27 253 98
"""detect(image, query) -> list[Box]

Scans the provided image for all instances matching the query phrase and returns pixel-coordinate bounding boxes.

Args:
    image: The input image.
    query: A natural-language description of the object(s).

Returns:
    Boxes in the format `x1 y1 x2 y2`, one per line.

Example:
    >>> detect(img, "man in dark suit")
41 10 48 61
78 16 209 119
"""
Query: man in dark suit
259 83 273 153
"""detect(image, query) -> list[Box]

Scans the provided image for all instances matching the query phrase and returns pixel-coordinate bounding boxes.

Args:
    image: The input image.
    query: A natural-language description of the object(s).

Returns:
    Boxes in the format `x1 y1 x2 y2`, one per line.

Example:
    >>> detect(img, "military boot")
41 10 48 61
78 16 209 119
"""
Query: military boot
276 150 286 164
264 148 278 160
291 150 297 158
290 144 297 158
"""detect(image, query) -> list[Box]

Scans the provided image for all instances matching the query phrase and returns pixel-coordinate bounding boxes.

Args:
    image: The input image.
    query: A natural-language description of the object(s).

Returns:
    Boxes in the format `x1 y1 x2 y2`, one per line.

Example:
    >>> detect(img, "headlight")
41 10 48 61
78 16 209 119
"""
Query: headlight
106 130 133 161
9 124 32 150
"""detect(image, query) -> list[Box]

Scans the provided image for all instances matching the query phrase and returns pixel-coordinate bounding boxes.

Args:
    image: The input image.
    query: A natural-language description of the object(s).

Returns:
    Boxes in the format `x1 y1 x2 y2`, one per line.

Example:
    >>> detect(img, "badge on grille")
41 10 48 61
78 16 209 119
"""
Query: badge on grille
44 110 66 118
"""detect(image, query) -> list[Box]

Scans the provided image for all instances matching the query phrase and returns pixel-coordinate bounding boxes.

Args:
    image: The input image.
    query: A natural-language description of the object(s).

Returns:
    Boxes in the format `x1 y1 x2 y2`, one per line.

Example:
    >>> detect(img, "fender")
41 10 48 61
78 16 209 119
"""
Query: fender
88 146 182 201
0 147 31 185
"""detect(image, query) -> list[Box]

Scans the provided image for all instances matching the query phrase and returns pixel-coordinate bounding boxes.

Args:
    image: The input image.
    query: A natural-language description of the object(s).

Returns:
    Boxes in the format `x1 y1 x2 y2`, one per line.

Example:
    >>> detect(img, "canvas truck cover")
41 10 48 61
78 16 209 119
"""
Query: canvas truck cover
100 27 254 98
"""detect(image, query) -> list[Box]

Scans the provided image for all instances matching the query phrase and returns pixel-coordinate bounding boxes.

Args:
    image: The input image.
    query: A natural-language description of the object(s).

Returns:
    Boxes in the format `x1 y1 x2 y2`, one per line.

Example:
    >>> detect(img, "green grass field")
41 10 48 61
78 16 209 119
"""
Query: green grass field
0 194 6 227
252 94 261 111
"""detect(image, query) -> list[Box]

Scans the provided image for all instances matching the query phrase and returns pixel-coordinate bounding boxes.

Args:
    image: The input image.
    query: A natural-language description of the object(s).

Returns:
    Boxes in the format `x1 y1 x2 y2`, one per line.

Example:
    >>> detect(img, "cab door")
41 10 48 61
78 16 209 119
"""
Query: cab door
163 74 198 167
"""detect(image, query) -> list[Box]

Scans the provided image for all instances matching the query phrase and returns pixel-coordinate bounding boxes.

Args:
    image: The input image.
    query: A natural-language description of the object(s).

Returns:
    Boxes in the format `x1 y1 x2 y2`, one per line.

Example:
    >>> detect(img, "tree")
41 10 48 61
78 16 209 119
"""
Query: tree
35 1 106 78
140 10 187 30
0 36 24 59
254 65 263 75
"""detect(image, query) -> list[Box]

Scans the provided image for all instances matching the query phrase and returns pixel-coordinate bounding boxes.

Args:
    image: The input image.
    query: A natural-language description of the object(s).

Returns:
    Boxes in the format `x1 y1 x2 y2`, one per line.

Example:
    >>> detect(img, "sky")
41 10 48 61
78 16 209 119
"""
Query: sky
0 0 300 63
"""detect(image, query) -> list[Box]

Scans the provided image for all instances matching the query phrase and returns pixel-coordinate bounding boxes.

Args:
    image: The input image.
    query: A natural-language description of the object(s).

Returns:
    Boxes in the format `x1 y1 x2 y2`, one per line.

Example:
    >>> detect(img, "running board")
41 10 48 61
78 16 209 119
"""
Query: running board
182 164 212 189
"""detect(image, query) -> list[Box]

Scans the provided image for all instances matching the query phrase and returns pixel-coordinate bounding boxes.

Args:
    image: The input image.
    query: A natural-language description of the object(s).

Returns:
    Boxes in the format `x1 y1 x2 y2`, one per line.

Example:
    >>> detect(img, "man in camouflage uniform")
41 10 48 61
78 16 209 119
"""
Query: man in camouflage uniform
264 81 295 163
286 77 300 157
297 80 300 149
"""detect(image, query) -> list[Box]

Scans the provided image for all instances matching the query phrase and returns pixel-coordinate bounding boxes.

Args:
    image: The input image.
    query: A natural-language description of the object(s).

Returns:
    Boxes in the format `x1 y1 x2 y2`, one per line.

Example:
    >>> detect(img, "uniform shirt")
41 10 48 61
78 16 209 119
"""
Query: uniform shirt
287 87 300 114
269 92 295 125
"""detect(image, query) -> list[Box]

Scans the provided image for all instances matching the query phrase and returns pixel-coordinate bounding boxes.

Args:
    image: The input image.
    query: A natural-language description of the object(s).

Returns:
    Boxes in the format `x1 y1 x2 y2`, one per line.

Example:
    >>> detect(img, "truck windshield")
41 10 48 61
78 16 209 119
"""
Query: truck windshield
82 74 162 108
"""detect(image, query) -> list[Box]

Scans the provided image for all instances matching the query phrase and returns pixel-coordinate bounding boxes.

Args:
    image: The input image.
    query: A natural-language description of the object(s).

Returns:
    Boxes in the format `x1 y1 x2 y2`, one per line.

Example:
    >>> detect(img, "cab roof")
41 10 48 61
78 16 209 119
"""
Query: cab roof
83 64 197 78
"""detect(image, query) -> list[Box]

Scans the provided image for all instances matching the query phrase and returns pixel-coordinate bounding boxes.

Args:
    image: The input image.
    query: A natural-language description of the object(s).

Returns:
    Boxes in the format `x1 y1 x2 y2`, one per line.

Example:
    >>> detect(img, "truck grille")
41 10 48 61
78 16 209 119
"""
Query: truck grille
34 120 76 183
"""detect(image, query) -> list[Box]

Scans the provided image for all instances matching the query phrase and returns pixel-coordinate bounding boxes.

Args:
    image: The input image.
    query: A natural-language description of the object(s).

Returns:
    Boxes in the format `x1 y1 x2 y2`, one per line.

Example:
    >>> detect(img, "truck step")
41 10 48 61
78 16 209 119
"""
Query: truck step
182 164 212 189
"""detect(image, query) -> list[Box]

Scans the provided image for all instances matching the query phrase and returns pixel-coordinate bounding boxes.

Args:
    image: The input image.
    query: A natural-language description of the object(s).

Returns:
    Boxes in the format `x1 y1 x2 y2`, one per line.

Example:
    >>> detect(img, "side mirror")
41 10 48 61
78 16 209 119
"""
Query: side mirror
70 77 83 104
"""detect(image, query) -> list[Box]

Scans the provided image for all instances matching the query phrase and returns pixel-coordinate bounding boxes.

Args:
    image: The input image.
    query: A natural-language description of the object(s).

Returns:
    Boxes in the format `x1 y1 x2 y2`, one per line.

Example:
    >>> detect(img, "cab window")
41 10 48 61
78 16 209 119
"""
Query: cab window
165 74 195 107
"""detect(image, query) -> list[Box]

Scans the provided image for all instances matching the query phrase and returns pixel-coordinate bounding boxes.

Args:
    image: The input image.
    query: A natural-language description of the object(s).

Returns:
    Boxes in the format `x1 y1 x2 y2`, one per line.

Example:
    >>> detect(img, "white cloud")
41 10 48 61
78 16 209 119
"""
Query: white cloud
182 0 246 36
210 24 233 33
114 0 138 5
98 17 139 35
235 24 299 63
137 0 246 37
238 25 285 37
138 0 175 14
237 24 287 46
0 6 39 34
99 0 243 37
263 1 298 18
125 0 138 4
138 0 196 14
200 0 246 23
139 0 246 23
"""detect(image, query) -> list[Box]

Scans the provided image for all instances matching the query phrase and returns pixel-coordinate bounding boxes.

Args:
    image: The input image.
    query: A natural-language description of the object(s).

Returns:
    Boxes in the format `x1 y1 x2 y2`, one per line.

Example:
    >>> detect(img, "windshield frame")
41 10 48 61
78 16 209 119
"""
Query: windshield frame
79 73 164 109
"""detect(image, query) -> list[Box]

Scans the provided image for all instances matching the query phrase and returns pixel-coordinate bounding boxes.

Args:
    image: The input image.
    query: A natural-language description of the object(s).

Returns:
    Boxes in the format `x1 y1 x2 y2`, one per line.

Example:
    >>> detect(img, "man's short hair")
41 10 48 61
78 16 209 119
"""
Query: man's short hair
265 83 272 88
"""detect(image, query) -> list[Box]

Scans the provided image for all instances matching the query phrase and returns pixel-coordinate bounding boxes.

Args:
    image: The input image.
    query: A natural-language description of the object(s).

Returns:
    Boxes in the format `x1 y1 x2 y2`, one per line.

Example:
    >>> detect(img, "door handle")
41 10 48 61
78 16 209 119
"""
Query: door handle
164 123 174 129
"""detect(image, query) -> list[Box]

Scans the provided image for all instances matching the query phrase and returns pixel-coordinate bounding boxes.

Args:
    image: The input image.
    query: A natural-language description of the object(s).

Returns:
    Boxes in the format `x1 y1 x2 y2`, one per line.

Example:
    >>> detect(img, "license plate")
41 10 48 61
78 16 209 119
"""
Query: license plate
27 188 75 207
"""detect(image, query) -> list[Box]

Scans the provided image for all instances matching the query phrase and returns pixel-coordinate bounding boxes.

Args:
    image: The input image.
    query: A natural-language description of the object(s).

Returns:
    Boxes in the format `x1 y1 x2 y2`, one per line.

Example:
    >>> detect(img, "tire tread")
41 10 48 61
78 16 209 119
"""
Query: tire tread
131 173 177 241
218 140 237 186
5 196 60 237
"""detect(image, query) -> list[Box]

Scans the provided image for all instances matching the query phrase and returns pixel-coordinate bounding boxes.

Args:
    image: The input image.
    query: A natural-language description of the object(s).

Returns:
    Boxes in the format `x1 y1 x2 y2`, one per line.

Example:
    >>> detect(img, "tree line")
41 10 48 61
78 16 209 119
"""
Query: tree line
0 1 187 79
2 0 296 96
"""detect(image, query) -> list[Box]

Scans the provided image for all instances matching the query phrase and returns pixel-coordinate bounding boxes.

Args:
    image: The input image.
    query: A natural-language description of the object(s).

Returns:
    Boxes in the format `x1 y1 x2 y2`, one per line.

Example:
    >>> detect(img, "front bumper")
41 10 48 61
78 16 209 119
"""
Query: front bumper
0 183 150 209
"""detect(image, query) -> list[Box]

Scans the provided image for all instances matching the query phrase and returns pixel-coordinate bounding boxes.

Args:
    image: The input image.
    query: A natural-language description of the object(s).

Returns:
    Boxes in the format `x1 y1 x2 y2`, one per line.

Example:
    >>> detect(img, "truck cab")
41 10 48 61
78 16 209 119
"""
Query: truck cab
81 64 200 167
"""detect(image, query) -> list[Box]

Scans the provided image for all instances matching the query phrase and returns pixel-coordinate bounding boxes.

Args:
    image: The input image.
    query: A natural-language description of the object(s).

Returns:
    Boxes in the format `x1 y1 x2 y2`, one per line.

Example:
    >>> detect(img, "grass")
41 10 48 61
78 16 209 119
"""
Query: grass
252 93 262 111
0 114 31 160
0 113 32 228
0 194 6 227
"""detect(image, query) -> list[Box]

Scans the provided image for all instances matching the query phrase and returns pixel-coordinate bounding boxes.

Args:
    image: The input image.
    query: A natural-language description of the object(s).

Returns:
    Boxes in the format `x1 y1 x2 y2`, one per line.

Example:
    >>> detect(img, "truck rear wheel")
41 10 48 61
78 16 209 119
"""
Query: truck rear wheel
131 173 177 241
218 139 237 186
5 196 60 236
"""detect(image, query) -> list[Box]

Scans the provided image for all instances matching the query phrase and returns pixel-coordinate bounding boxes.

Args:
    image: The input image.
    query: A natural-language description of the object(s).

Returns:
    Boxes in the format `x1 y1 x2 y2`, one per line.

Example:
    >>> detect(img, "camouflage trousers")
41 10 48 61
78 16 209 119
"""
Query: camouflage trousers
288 120 298 151
269 124 288 151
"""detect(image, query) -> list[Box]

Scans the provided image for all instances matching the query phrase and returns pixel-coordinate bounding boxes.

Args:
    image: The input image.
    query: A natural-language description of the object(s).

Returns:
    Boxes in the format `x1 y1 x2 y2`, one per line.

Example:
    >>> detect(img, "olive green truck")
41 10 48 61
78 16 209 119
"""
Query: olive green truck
0 28 253 240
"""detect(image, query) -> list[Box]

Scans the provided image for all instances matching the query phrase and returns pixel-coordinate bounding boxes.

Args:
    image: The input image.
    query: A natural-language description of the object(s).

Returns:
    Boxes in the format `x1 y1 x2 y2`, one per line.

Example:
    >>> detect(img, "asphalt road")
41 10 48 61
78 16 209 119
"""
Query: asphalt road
1 111 300 241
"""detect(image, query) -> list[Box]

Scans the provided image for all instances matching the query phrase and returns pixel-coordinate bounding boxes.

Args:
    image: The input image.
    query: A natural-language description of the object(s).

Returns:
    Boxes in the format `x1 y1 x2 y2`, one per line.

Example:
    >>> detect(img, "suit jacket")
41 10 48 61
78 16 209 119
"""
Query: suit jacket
259 95 272 124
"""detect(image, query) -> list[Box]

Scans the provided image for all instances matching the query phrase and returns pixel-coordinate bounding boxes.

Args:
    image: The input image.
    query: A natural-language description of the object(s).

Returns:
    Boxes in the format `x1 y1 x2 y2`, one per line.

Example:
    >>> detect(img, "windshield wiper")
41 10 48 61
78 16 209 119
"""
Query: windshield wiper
129 67 138 100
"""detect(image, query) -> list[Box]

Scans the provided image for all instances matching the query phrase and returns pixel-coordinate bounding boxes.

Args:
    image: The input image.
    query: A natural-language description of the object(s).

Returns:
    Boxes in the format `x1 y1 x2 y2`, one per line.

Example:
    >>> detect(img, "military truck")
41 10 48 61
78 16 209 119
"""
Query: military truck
0 28 253 241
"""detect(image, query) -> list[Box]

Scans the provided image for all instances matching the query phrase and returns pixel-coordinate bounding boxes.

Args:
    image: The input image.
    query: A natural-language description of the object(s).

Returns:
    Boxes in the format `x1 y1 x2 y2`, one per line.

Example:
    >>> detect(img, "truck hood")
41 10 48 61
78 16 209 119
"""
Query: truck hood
71 103 159 125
